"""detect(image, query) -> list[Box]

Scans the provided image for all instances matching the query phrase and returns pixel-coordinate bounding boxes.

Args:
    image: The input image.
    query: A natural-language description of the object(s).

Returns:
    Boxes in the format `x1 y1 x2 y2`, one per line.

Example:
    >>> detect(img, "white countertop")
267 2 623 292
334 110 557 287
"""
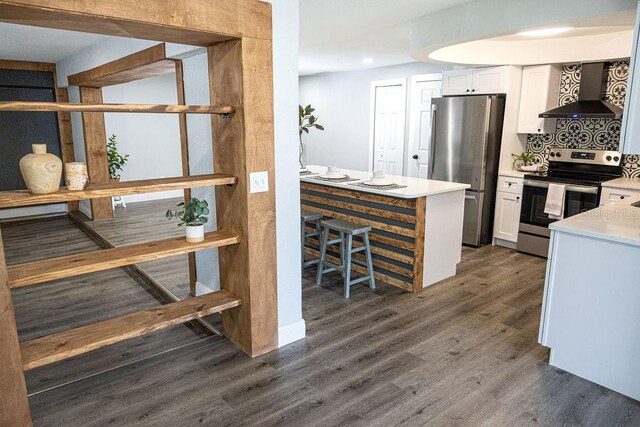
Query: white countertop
498 169 527 179
549 195 640 247
601 176 640 190
300 165 470 199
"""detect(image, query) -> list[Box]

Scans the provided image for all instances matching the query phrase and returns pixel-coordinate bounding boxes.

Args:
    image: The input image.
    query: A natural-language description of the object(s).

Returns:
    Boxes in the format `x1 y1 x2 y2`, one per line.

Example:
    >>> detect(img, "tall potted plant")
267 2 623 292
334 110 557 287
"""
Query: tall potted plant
165 198 209 243
107 134 130 182
299 104 324 168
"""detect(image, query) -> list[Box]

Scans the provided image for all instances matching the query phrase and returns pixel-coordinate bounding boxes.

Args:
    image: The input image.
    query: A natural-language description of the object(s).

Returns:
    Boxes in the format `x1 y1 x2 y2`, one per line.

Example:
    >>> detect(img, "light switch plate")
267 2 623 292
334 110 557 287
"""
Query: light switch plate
250 171 269 193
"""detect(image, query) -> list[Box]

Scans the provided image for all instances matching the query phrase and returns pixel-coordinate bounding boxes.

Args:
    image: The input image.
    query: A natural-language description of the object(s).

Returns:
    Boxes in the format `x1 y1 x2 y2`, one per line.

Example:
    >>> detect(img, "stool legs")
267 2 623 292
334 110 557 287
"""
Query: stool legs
301 218 322 271
363 232 376 290
316 225 376 299
339 232 345 277
316 227 330 287
344 234 353 299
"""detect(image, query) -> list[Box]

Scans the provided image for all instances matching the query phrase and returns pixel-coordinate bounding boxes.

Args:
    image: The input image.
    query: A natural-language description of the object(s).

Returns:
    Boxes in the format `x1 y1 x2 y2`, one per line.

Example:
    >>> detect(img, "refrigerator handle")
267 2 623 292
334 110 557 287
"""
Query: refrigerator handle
429 105 437 179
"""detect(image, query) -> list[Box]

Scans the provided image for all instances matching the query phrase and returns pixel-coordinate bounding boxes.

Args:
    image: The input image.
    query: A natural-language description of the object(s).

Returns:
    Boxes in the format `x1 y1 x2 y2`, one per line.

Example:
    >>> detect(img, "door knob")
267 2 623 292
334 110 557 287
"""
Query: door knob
412 154 419 160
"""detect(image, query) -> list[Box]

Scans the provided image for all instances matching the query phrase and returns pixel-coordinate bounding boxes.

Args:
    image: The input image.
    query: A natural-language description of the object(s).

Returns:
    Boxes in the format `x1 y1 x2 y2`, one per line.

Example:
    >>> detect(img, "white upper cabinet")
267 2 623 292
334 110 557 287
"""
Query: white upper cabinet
442 69 473 95
442 66 510 96
620 1 640 154
517 65 561 134
472 67 510 94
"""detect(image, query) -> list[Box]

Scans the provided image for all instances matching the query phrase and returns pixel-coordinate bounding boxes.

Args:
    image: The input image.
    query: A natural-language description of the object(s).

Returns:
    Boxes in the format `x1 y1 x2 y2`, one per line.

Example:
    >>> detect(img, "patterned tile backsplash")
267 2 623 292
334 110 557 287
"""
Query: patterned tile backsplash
525 61 640 178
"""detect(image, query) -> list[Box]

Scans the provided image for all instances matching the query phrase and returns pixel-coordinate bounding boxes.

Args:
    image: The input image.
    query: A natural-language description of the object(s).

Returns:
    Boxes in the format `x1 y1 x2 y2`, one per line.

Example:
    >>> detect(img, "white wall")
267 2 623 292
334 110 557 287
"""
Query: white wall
269 0 305 346
299 62 451 171
102 74 183 203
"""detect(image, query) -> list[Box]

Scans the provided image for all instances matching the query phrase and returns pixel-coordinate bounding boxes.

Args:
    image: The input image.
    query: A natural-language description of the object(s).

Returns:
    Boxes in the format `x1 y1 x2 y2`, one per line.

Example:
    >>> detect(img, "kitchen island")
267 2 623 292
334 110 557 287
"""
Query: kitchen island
539 195 640 401
300 165 470 292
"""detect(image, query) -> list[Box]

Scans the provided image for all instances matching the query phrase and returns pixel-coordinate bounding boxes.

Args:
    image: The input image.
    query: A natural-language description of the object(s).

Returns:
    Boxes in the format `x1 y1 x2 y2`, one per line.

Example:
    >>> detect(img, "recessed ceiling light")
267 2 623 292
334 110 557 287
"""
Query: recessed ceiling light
362 57 374 64
517 27 574 37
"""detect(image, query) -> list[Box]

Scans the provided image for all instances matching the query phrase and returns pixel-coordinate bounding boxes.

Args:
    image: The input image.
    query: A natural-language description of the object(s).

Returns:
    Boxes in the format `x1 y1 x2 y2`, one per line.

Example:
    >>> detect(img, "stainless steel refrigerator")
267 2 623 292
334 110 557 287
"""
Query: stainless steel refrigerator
429 95 506 246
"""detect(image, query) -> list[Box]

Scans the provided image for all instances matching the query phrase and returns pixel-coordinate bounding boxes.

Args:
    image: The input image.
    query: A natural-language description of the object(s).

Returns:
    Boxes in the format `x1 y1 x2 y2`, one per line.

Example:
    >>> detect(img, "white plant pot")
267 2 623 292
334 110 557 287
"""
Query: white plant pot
185 224 204 243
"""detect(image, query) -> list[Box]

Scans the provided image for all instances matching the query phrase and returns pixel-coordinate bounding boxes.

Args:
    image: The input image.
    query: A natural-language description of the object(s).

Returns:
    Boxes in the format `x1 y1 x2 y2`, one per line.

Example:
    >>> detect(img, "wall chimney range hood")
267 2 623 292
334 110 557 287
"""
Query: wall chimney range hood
539 62 623 119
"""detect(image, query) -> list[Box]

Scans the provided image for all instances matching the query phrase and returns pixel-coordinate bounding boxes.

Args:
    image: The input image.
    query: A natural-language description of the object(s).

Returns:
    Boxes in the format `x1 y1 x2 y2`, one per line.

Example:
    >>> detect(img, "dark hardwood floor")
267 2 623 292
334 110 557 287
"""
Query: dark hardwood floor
77 198 193 299
2 201 638 426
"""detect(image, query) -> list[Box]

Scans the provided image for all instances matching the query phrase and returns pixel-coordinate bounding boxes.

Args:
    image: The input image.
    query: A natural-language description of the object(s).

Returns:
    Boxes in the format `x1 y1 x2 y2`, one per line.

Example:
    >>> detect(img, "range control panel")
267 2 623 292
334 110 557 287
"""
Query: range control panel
570 152 596 160
548 147 622 166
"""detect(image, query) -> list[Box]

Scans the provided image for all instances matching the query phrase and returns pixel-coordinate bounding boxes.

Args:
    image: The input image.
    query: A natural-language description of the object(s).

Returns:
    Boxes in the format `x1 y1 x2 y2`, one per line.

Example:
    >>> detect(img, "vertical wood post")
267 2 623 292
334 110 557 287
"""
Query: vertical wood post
79 87 112 220
209 38 278 356
0 228 32 426
174 60 197 295
55 86 78 212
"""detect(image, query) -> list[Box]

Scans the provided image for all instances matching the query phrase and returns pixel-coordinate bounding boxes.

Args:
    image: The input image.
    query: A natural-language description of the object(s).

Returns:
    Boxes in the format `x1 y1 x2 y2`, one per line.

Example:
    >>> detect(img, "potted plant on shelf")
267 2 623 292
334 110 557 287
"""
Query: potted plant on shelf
299 104 324 168
107 134 130 183
165 198 209 243
512 152 541 172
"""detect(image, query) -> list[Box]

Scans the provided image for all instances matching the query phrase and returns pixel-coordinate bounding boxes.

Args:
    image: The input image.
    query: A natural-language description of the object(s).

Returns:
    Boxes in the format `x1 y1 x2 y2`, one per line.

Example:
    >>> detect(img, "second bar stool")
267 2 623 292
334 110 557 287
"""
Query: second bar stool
316 218 376 299
301 208 323 272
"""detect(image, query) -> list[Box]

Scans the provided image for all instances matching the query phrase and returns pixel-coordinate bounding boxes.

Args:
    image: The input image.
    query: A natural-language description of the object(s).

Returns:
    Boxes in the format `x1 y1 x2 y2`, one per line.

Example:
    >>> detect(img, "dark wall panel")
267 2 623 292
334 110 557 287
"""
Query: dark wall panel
0 69 61 191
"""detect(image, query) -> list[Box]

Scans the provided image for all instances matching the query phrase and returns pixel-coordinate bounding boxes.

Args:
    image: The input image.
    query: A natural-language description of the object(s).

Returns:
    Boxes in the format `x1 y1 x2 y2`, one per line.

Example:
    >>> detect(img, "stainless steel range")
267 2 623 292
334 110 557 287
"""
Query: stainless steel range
517 147 623 257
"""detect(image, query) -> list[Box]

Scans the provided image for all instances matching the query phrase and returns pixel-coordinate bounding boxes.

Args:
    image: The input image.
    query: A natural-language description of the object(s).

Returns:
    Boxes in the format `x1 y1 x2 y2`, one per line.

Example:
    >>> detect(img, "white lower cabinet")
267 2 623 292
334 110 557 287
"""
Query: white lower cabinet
493 175 524 245
600 186 640 205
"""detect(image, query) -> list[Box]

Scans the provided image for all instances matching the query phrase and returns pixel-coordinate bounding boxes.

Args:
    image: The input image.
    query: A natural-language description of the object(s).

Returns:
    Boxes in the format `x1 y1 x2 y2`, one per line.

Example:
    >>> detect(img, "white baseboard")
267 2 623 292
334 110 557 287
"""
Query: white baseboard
278 319 306 347
0 203 67 220
122 190 183 204
195 281 306 348
195 281 216 296
493 238 517 250
79 202 92 218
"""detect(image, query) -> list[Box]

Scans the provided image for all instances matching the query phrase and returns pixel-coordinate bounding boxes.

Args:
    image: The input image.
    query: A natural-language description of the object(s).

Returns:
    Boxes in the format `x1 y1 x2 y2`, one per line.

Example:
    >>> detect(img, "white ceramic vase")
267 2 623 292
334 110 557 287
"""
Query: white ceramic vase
19 144 62 194
185 224 205 243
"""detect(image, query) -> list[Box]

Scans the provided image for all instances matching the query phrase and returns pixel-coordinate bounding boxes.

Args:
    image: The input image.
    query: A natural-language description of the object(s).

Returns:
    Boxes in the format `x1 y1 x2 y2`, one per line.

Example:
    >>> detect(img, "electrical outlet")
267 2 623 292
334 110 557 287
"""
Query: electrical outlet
250 171 269 193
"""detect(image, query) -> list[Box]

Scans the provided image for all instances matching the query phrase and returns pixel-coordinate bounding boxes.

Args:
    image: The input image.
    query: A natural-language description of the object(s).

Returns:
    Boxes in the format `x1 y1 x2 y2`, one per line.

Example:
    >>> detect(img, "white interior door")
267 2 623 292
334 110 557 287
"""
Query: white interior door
407 74 442 178
370 79 406 175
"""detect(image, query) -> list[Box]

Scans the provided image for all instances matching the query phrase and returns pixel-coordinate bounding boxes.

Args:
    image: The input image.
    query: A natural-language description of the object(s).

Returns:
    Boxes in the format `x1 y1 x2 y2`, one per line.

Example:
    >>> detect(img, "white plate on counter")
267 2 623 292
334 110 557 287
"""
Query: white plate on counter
319 174 348 179
361 180 393 186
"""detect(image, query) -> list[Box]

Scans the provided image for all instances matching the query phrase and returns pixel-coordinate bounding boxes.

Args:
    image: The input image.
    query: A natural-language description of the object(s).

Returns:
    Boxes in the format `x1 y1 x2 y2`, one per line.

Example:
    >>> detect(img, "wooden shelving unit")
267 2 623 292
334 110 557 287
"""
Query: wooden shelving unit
20 289 242 371
0 174 237 208
8 231 240 288
0 2 278 424
0 101 235 115
0 177 243 372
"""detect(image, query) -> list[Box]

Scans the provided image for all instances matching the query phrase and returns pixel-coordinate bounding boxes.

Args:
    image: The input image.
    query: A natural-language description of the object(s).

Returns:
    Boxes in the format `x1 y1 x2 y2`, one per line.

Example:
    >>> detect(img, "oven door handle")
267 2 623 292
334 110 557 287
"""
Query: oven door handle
523 180 599 194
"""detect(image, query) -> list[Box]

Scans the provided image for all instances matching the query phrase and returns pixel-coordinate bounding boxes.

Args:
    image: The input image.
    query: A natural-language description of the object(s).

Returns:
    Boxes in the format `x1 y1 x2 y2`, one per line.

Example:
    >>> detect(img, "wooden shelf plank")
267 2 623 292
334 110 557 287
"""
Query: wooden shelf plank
20 290 241 371
0 101 235 115
8 231 240 288
67 43 175 87
0 174 237 208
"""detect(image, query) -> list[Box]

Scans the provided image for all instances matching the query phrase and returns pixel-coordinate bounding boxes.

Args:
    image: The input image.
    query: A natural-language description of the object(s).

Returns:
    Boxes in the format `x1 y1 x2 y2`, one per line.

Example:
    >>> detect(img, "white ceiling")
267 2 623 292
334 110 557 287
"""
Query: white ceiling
429 26 635 66
0 23 107 63
299 0 476 75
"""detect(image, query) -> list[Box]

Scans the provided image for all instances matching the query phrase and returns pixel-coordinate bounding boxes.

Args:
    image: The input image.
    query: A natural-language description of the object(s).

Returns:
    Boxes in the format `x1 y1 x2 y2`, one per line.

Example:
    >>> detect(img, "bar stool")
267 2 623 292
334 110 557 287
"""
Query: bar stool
301 208 323 271
316 218 376 299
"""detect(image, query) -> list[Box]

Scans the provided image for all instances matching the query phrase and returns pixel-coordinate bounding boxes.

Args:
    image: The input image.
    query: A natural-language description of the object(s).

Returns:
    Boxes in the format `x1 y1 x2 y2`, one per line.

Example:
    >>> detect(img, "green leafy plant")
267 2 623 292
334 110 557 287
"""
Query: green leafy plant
299 104 324 167
165 198 209 226
512 152 537 168
107 134 130 179
299 104 324 138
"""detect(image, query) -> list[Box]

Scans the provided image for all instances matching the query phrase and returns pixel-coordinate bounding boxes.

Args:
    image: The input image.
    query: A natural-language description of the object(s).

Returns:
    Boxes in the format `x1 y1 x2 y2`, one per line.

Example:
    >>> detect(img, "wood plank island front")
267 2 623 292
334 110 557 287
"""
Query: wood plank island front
301 165 470 292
